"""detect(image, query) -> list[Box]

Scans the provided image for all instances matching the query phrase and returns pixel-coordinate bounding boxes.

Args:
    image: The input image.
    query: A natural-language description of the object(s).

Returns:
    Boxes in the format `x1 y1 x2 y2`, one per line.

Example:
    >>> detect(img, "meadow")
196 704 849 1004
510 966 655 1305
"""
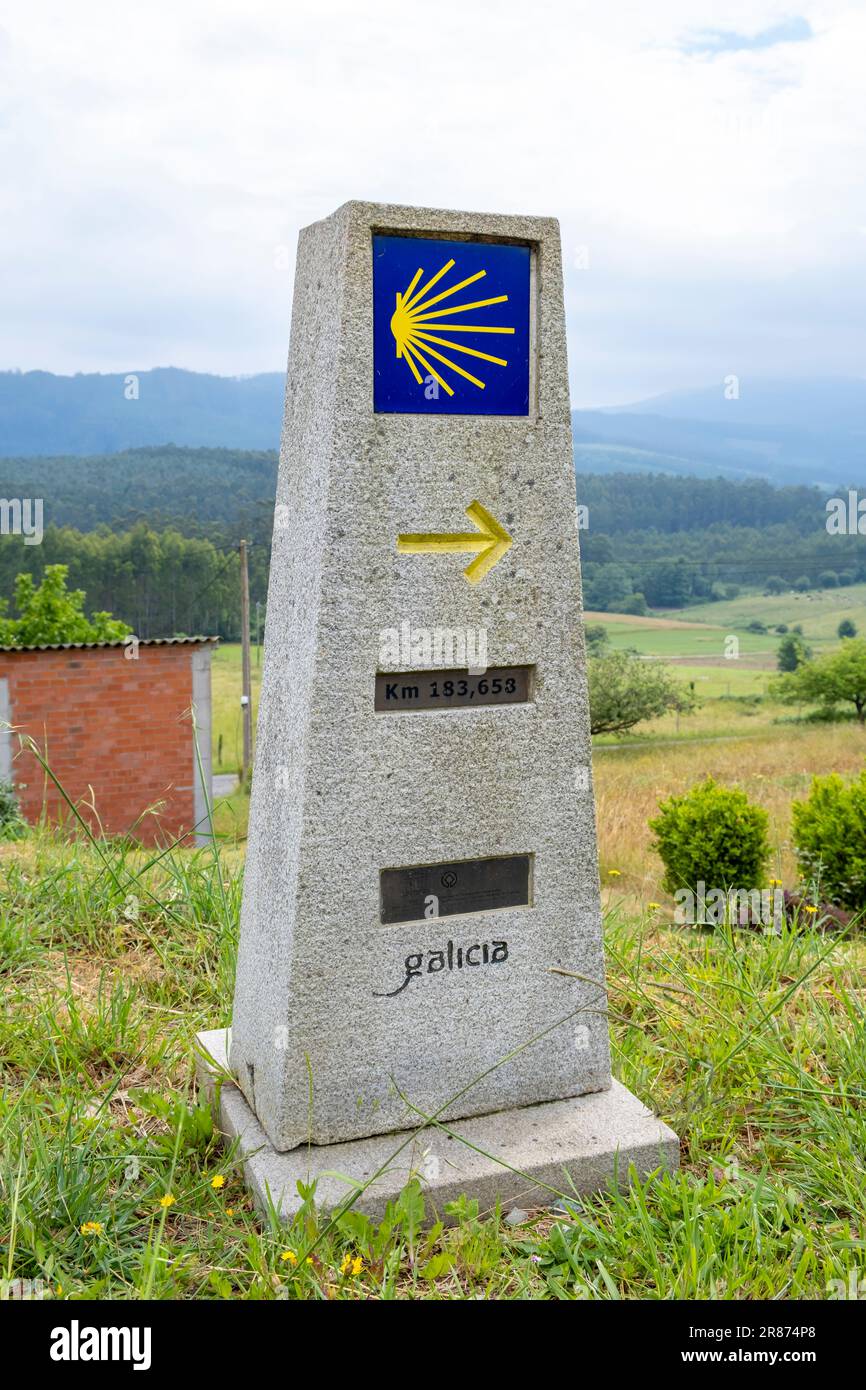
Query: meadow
2 829 863 1299
2 598 864 1301
588 580 866 664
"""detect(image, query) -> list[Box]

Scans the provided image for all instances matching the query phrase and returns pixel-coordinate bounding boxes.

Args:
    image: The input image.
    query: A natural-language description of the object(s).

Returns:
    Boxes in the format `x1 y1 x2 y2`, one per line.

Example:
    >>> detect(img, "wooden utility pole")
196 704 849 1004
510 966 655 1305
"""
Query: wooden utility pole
239 540 252 784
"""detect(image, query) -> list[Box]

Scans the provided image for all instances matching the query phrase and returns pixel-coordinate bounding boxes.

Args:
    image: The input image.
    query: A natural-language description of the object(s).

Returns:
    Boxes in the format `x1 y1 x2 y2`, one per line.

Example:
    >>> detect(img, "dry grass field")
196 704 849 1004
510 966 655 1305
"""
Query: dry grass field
596 723 866 904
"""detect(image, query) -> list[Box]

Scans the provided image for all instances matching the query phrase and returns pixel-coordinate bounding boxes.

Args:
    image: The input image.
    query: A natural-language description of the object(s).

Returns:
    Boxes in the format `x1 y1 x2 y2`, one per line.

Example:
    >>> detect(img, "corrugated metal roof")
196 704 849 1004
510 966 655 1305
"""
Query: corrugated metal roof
0 635 220 654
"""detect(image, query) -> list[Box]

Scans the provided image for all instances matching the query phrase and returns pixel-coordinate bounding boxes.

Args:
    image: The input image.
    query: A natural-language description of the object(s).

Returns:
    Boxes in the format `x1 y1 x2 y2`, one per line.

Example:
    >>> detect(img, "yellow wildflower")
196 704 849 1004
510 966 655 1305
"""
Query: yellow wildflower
226 1208 234 1217
210 1175 226 1190
80 1221 103 1235
607 869 621 878
351 1256 363 1276
280 1250 298 1265
159 1194 176 1209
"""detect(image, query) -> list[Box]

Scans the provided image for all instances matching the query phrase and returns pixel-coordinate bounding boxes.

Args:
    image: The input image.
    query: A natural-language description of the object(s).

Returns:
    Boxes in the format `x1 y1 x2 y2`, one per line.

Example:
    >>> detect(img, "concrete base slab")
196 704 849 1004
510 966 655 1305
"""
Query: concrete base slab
196 1029 679 1222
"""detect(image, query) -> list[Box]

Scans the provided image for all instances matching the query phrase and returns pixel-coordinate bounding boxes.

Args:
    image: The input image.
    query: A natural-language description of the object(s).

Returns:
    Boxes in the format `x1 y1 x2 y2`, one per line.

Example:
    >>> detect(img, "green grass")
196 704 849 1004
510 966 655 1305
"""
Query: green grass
668 665 771 699
211 644 262 775
660 583 866 648
2 826 864 1300
595 622 773 661
588 583 866 666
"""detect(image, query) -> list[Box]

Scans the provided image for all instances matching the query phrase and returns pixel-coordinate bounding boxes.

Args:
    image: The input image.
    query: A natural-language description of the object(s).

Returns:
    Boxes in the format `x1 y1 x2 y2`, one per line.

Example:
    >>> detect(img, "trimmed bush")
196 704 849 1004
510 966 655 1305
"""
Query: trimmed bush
791 771 866 910
649 777 770 895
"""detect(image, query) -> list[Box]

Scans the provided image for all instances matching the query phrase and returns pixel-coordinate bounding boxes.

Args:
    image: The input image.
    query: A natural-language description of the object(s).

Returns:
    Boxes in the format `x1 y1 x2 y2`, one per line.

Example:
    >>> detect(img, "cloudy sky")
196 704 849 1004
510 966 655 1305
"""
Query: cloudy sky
1 0 864 405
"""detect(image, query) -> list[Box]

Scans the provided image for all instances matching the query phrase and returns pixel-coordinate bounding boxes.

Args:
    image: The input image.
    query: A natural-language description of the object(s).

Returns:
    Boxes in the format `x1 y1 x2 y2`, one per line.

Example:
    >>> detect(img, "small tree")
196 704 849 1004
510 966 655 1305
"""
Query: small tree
771 639 866 724
0 566 131 648
584 623 609 655
619 591 648 616
588 650 695 735
777 632 811 672
838 619 857 640
765 576 786 594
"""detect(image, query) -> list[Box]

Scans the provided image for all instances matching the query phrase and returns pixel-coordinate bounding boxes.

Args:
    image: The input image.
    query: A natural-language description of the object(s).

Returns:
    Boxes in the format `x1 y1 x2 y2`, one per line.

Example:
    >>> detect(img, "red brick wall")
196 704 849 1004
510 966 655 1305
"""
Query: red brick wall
0 644 208 846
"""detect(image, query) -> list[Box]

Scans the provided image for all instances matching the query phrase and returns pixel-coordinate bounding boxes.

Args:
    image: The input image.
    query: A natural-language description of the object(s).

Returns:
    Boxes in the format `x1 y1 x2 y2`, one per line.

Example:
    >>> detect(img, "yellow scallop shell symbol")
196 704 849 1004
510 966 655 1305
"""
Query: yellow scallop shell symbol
389 258 515 397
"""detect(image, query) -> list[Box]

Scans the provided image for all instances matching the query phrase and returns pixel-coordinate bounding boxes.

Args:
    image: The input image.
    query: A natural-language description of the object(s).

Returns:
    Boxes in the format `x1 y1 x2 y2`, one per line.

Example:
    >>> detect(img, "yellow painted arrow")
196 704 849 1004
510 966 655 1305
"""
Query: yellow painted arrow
397 500 513 584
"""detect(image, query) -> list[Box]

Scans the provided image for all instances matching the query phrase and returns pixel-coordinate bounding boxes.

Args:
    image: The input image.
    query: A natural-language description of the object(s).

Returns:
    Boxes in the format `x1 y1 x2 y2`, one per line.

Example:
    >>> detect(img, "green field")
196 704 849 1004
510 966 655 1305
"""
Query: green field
211 582 866 769
4 601 866 1301
211 643 262 775
589 618 773 662
2 828 864 1299
657 582 866 647
586 583 866 673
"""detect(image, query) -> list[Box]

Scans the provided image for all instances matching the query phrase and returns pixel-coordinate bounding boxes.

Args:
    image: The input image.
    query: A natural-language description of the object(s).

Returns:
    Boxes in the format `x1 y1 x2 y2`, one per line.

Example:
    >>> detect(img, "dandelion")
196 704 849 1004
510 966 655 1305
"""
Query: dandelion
80 1221 103 1235
226 1208 235 1217
647 902 662 910
340 1253 352 1274
280 1250 298 1265
210 1175 226 1190
805 905 818 915
159 1194 176 1209
351 1256 363 1276
607 869 621 878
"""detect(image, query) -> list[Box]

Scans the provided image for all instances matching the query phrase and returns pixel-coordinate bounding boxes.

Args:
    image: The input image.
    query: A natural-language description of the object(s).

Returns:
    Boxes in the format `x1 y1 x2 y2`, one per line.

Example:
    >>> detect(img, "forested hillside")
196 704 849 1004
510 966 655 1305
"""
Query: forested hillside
0 445 277 535
1 452 860 634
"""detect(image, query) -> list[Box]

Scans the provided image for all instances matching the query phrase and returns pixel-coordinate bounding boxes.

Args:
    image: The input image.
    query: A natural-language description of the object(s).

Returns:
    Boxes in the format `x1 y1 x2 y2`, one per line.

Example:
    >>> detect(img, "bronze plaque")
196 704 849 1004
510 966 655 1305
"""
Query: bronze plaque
375 665 532 712
380 854 533 925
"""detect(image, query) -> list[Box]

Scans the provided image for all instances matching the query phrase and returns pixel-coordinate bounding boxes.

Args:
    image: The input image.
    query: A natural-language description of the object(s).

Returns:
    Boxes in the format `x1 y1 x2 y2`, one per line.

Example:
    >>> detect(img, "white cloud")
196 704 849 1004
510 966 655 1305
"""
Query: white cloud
0 0 863 403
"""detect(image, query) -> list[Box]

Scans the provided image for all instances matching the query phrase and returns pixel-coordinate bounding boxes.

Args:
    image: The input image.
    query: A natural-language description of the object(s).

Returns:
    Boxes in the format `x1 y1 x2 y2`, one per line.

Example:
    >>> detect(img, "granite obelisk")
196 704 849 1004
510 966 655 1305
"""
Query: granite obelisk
197 201 677 1217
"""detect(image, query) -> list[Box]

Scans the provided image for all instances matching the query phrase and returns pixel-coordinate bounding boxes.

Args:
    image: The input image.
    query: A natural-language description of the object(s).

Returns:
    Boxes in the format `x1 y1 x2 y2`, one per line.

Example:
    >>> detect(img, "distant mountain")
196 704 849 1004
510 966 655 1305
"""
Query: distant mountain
2 368 864 488
572 377 866 489
615 377 866 430
0 368 286 456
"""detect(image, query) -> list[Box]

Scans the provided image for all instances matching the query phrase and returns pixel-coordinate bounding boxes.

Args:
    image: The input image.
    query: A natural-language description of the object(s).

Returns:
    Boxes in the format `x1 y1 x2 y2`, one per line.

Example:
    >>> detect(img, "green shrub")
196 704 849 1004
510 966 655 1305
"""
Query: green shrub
791 771 866 909
649 777 770 895
777 633 811 672
0 780 26 840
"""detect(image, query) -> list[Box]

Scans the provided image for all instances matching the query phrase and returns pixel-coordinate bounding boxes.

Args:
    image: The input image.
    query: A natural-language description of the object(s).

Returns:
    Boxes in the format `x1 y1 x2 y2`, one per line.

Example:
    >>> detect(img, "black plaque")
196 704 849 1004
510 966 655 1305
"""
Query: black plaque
375 665 533 712
380 854 533 925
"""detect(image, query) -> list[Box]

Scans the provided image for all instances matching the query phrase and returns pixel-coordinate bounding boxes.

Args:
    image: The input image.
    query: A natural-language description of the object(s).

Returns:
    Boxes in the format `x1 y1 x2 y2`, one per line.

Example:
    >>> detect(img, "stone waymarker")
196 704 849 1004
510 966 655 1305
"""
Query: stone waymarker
197 201 677 1218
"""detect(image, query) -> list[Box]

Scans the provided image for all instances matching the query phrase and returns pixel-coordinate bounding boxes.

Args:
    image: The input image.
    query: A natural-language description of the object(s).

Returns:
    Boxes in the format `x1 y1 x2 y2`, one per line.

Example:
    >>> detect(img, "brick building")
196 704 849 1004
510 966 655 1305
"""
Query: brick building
0 636 217 846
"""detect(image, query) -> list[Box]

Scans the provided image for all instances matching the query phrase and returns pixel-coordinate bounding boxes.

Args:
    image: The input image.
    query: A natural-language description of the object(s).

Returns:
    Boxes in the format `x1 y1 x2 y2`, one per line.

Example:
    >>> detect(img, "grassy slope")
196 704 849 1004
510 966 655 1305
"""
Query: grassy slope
211 644 262 776
587 582 866 664
666 582 866 642
1 831 863 1299
5 624 860 1298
